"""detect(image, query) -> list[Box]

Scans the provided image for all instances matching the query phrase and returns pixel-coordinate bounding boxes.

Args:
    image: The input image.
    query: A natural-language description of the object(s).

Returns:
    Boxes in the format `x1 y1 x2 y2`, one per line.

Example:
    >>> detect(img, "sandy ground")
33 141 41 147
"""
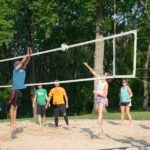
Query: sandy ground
0 119 150 150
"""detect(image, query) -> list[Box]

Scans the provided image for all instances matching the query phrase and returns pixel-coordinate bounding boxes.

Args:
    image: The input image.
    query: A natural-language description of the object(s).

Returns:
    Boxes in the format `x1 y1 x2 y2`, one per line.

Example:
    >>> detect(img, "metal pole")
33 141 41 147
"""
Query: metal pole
113 0 117 76
114 0 117 34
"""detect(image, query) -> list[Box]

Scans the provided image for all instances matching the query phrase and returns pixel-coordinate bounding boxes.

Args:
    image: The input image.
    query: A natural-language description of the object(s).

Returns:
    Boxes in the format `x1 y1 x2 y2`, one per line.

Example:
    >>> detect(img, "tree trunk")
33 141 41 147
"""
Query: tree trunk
143 42 150 110
92 4 104 113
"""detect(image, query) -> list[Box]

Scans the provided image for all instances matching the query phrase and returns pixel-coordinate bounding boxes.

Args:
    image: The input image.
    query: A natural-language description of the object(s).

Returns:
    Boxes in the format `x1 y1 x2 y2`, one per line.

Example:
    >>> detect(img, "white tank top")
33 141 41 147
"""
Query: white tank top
97 80 105 92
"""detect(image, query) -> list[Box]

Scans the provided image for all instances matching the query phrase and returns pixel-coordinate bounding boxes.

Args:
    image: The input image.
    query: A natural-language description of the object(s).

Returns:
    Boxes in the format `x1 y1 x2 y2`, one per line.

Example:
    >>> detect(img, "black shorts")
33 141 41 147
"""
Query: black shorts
120 102 130 106
37 104 46 117
54 104 67 118
8 89 22 107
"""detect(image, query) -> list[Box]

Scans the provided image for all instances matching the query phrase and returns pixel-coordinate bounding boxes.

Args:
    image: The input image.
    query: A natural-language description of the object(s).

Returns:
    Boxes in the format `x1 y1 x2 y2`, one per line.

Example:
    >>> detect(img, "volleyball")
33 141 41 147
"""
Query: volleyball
61 43 69 51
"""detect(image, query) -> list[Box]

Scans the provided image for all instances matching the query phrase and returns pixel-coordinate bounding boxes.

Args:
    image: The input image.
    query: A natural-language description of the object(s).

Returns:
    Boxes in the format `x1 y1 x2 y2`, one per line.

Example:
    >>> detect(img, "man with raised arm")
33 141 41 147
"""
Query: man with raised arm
8 47 32 132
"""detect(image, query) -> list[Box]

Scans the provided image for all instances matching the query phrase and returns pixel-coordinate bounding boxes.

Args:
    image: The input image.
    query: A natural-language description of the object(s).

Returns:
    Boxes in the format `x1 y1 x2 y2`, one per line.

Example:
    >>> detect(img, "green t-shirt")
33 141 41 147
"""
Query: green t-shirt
35 89 47 105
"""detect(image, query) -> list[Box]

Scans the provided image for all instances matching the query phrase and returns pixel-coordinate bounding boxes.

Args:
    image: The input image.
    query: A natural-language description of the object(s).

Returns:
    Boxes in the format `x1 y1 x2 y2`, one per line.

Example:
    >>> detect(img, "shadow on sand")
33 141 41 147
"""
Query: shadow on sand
80 128 98 139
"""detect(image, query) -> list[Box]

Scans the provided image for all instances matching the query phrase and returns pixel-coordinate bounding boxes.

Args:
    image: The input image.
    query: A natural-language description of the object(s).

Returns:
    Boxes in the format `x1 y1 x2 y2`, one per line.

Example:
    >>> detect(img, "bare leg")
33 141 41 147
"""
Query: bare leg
38 115 42 126
96 104 99 113
10 105 18 131
13 106 18 131
97 103 104 135
120 106 125 125
41 116 43 125
43 115 46 124
96 104 99 124
126 106 132 125
10 105 14 131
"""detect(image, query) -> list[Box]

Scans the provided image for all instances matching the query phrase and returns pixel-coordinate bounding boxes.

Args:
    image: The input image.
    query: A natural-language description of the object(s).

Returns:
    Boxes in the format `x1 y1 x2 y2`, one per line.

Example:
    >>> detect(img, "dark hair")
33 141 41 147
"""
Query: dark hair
120 79 127 87
104 72 111 83
36 85 42 89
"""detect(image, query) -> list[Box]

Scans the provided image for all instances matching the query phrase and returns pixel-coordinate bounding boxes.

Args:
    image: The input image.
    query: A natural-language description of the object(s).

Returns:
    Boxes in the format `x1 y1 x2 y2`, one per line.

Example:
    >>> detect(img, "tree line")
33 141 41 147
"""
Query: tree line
0 0 150 118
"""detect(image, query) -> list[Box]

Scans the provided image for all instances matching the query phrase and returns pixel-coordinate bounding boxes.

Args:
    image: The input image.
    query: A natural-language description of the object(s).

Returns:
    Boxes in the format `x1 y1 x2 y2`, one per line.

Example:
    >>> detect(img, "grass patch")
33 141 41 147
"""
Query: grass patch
0 111 150 123
69 111 150 120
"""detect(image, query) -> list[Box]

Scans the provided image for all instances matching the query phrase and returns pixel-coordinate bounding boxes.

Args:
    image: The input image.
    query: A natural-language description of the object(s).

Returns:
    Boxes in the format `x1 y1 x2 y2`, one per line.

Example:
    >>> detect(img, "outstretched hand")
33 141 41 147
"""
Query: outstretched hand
83 62 99 77
29 47 33 55
27 47 32 55
83 62 88 66
25 47 32 58
25 49 29 57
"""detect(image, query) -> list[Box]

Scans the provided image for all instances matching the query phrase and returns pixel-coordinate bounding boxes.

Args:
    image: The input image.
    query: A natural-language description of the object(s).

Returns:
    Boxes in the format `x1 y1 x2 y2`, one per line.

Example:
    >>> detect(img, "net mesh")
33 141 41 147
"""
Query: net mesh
0 30 137 88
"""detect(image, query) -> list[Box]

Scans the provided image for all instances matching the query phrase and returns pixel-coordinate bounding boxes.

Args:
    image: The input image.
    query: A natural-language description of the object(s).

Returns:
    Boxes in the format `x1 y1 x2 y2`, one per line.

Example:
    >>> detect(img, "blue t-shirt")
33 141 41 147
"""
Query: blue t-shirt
12 68 26 89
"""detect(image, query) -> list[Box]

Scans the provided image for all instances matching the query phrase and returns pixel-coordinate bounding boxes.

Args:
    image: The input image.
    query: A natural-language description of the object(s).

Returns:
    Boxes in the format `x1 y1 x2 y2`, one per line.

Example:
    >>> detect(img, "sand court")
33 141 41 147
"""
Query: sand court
0 119 150 150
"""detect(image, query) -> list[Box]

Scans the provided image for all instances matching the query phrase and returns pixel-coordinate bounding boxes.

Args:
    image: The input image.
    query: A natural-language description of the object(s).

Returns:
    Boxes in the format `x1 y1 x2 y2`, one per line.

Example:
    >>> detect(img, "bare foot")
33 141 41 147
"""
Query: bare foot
128 121 132 126
11 125 16 132
39 123 43 127
120 122 125 125
66 124 70 129
97 130 104 138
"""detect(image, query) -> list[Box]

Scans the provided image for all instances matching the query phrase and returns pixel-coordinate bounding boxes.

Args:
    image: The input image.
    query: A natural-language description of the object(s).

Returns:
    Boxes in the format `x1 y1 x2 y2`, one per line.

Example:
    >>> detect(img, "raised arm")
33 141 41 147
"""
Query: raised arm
22 47 32 69
16 47 32 69
83 62 100 78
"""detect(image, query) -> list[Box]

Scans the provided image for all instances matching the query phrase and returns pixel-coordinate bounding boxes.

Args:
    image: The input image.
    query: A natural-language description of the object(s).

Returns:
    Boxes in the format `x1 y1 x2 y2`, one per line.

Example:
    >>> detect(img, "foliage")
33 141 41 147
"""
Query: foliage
0 88 10 102
0 0 150 118
0 0 17 45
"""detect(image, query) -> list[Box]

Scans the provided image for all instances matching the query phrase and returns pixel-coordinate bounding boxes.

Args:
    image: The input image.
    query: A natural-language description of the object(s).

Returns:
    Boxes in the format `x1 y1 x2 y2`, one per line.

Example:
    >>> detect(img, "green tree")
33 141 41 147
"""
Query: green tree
0 0 17 46
0 0 150 118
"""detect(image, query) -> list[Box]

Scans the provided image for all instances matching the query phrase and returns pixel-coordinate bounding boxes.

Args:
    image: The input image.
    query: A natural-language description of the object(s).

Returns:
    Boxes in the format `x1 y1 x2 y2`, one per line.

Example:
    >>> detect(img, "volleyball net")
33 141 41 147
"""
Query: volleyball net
0 30 137 88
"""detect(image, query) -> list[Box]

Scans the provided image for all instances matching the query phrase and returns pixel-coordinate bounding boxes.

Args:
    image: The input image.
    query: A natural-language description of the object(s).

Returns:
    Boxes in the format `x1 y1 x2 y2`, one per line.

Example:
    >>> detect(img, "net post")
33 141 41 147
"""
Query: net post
113 38 116 76
133 30 137 77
